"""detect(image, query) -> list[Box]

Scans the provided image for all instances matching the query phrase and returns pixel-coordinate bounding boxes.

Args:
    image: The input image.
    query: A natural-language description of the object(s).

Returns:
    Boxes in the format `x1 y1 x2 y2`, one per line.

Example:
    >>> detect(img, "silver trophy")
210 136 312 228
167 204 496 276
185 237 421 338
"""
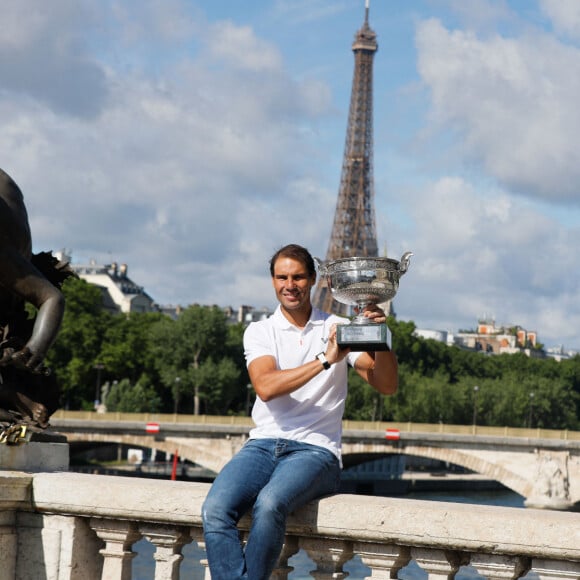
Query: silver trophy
317 252 412 351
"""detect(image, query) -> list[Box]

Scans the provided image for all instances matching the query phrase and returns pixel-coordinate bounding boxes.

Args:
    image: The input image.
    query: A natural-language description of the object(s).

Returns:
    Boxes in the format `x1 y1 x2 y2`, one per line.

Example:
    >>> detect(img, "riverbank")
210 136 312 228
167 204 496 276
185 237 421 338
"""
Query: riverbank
402 471 505 491
338 471 505 496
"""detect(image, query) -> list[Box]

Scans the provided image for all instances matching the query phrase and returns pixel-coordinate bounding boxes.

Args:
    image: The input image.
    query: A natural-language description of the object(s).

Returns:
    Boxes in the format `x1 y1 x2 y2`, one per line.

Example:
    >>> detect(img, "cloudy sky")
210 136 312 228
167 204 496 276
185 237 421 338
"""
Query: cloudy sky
2 0 580 350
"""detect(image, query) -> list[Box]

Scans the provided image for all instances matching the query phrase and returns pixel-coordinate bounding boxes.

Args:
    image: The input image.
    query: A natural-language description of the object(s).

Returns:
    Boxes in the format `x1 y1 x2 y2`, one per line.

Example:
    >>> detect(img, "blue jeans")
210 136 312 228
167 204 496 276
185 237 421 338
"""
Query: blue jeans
202 438 341 580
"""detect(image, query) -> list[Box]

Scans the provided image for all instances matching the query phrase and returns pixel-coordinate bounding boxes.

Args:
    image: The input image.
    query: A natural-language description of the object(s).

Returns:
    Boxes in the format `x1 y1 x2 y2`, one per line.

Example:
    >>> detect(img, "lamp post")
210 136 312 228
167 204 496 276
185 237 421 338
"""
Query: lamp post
173 377 181 414
528 392 535 428
472 385 479 428
93 362 105 408
246 383 253 416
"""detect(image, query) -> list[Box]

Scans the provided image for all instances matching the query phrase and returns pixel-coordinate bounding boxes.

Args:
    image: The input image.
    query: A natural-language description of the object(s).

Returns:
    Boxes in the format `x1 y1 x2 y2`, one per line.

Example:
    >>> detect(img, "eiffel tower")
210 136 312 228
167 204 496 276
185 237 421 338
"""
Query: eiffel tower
313 0 380 316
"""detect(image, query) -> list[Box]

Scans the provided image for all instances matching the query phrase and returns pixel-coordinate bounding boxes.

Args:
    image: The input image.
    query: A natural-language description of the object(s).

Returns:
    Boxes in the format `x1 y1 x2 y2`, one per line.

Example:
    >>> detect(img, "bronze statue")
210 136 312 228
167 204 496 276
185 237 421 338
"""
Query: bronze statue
0 168 74 438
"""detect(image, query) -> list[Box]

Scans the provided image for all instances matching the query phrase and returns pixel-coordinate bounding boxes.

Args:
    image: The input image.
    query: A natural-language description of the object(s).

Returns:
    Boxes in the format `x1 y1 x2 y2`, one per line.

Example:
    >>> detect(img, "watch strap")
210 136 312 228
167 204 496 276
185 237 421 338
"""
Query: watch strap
316 352 331 370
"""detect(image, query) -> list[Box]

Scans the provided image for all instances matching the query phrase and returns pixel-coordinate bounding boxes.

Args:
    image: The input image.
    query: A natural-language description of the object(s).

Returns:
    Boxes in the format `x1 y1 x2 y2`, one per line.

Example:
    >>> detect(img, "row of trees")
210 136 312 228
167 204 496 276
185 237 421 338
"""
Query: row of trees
44 278 580 429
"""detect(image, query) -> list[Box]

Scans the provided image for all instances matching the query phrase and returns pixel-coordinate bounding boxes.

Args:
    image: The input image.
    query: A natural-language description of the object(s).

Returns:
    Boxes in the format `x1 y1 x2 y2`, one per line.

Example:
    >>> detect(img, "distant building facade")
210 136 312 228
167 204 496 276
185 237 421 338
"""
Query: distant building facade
223 305 274 325
414 328 453 346
544 345 578 361
416 317 545 358
58 252 157 314
60 251 276 322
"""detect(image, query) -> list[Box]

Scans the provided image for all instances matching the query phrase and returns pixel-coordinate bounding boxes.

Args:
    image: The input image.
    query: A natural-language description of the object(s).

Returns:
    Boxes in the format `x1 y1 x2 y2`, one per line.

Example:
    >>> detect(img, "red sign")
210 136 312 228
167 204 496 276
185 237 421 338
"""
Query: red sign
385 428 400 441
145 422 160 434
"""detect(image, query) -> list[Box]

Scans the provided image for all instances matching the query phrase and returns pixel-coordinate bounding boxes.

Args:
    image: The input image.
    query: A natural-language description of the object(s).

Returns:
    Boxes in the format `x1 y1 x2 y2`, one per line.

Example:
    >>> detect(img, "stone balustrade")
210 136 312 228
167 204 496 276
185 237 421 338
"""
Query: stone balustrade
1 470 579 579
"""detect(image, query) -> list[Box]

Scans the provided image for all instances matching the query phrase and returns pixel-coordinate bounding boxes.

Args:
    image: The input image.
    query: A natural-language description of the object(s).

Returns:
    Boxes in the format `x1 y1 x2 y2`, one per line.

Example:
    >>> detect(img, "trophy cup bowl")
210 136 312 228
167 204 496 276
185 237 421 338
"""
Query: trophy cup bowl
317 252 412 351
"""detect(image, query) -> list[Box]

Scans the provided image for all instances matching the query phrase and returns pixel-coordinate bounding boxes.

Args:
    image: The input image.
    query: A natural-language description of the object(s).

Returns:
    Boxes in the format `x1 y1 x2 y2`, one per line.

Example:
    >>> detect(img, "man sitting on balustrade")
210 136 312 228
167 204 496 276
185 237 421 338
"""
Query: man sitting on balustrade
202 243 399 580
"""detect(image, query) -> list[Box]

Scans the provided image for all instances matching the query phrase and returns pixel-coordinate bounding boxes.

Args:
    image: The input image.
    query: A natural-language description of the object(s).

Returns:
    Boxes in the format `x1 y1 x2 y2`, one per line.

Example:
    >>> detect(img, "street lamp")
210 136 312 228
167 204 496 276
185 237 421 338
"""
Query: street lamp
173 377 181 414
246 383 253 416
528 392 535 428
93 362 105 408
472 385 479 427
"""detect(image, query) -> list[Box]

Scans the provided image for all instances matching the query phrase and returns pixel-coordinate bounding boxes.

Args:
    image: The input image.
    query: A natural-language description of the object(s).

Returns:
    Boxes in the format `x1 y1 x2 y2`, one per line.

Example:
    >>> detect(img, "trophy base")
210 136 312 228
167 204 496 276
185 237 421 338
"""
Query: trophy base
337 323 392 352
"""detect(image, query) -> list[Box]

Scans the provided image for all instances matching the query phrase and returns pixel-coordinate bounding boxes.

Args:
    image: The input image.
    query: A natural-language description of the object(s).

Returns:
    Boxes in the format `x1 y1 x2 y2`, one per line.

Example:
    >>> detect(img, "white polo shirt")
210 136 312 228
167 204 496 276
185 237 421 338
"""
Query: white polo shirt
244 305 361 462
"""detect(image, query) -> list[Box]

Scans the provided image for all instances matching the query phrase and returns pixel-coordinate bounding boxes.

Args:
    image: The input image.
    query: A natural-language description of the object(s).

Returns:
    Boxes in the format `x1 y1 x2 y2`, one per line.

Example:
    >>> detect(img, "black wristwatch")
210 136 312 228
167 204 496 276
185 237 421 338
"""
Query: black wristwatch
316 352 331 370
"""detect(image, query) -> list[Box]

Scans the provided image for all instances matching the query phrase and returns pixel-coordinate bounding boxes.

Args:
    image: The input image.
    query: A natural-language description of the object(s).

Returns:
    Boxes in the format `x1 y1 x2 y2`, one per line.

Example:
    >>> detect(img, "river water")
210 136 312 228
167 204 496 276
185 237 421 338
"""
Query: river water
132 488 526 579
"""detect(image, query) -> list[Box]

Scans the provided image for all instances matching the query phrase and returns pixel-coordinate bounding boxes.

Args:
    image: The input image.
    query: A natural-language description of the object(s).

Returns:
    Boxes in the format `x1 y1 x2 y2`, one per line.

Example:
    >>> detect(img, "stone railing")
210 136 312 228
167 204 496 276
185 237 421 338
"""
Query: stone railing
1 471 579 579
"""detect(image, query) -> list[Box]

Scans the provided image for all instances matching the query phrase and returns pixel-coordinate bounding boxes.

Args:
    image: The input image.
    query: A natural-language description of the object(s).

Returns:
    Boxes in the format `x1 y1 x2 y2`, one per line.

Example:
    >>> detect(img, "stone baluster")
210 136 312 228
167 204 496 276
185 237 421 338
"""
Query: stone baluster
469 554 530 580
190 527 211 579
140 524 192 580
410 548 467 580
0 512 17 580
353 542 411 579
271 535 300 579
301 537 353 579
90 518 141 580
530 558 580 580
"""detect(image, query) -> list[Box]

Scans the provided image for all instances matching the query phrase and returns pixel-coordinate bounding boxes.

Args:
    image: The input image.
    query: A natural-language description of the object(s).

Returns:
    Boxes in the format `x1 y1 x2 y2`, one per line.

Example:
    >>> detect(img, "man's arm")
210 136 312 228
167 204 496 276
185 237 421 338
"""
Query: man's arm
353 350 398 395
249 356 328 402
248 324 349 402
352 306 398 395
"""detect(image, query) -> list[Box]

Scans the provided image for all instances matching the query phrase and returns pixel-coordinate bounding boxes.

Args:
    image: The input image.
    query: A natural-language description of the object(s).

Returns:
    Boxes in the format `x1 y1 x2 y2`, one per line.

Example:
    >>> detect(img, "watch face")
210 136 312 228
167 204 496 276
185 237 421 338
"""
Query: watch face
317 353 330 369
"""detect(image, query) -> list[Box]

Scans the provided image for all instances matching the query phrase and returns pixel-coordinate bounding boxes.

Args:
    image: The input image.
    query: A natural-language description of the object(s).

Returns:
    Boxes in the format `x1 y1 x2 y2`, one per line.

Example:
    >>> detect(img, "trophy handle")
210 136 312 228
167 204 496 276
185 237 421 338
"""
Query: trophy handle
314 257 327 277
398 252 413 275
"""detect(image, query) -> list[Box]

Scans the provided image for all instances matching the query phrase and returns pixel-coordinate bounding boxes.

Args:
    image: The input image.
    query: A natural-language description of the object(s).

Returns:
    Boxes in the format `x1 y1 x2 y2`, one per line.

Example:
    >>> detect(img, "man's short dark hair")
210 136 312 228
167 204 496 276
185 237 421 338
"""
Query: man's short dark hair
269 244 316 278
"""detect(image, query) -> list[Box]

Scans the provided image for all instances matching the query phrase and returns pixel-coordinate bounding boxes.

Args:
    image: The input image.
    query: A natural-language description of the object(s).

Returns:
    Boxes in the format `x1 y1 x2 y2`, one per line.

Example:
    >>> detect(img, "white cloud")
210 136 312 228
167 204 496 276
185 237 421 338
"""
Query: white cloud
404 10 580 346
0 1 335 311
416 18 580 203
540 0 580 41
0 0 107 117
440 0 514 32
393 175 580 346
205 22 283 72
111 0 197 45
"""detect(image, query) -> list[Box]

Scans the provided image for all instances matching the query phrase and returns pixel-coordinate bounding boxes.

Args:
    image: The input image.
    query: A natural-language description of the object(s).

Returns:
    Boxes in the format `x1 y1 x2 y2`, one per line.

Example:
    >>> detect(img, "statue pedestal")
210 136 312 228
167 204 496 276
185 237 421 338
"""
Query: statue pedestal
0 429 69 472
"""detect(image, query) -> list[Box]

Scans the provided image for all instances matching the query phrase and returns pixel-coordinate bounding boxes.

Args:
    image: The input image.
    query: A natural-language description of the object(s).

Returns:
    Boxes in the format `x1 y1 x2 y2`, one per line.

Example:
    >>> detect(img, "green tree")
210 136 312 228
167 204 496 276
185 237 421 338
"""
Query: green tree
388 317 417 364
46 277 112 409
193 357 241 414
98 311 165 390
345 369 385 421
150 305 239 415
105 377 162 413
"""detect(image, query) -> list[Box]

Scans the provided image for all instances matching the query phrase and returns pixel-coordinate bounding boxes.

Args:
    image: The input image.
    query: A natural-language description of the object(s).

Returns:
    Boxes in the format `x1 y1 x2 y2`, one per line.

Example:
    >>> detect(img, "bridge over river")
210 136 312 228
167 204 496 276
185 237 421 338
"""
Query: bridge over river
50 411 580 511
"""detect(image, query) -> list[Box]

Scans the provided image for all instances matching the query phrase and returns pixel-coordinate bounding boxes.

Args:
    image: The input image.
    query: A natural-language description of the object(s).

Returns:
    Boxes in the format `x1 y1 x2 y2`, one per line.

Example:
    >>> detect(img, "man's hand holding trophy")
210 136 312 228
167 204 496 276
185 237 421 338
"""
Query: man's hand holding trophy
316 252 413 351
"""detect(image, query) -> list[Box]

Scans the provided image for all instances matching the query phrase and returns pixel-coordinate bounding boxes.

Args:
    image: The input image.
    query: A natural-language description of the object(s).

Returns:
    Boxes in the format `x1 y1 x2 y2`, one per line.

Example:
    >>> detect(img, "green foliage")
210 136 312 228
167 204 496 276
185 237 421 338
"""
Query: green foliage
192 357 242 414
105 378 162 413
46 277 113 408
387 370 466 424
99 312 165 384
342 319 580 429
42 279 579 428
148 305 248 415
345 369 385 421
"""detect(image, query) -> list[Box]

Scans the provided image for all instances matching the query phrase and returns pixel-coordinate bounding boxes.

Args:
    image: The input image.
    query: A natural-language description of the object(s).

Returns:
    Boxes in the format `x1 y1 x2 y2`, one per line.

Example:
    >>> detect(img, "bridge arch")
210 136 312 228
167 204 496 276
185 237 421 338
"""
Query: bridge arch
341 446 529 498
69 433 531 498
67 432 247 474
340 439 578 510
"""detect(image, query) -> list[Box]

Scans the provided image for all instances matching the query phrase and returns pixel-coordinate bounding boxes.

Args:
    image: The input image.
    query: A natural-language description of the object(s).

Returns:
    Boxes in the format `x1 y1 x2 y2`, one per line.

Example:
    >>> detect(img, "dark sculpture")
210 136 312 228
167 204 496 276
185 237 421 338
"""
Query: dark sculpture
0 168 74 440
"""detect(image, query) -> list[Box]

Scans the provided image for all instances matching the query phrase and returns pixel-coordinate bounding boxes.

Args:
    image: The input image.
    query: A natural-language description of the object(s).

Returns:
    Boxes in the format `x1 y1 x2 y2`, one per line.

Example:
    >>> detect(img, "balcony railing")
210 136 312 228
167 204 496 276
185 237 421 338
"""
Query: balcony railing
1 470 579 579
